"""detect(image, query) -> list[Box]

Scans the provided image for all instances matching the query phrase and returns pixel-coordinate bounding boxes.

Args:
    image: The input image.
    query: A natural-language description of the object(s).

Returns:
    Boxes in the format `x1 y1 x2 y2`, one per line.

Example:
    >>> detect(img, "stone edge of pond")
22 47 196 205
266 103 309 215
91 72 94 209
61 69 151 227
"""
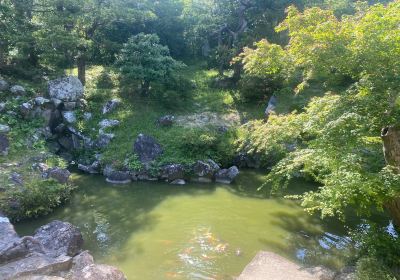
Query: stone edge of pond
236 251 356 280
0 213 127 280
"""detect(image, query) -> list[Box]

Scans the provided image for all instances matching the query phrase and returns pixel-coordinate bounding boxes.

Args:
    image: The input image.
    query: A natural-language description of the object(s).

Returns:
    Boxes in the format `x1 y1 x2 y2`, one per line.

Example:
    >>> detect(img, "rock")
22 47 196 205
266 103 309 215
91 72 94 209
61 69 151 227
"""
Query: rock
102 99 120 114
48 168 71 184
158 115 175 127
0 254 72 280
63 102 77 111
58 136 74 151
105 171 132 184
170 179 186 185
51 98 63 109
160 164 185 182
215 166 239 184
70 264 126 280
0 79 9 91
192 160 220 182
33 162 50 173
78 161 101 175
95 133 114 149
133 134 163 164
10 85 26 95
0 124 10 133
10 172 24 186
62 111 77 124
0 214 19 253
49 110 63 132
238 251 335 280
34 97 51 106
83 112 92 121
334 267 356 280
0 217 126 280
20 102 33 118
34 220 83 258
99 119 120 130
0 134 10 156
233 153 261 169
265 95 277 120
48 76 84 102
0 102 6 112
71 251 94 271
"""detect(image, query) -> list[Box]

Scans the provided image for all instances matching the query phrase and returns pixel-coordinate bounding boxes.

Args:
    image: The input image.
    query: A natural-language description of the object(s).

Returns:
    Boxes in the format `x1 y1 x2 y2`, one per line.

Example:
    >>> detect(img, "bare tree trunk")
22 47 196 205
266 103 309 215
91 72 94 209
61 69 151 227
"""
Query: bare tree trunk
0 42 5 70
77 55 86 86
381 126 400 227
141 80 150 96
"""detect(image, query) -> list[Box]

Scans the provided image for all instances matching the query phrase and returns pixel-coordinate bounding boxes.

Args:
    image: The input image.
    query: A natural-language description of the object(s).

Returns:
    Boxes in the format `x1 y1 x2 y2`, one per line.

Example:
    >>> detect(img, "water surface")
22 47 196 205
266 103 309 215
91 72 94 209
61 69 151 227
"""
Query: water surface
16 170 353 280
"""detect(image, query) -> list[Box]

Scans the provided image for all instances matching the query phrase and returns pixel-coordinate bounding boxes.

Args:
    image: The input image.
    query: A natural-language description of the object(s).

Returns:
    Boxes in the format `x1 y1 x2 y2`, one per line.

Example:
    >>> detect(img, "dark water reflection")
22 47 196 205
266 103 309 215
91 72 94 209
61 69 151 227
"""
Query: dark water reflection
14 170 380 280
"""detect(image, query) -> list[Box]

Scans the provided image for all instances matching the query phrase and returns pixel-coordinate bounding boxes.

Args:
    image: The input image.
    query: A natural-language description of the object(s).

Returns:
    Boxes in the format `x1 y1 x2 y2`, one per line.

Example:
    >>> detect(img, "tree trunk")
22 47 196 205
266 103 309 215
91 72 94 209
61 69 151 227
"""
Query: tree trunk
381 126 400 227
141 80 150 96
77 55 86 86
0 42 5 70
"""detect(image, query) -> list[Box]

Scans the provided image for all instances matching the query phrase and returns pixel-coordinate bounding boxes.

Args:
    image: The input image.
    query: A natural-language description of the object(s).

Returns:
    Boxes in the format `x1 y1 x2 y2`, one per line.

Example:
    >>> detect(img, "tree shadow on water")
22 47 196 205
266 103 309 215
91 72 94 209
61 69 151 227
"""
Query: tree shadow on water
14 174 219 263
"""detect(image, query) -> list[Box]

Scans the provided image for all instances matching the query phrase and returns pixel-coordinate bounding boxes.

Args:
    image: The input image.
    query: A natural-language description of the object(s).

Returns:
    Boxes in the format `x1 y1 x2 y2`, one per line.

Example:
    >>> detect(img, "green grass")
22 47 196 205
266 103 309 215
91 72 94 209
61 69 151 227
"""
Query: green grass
77 63 262 168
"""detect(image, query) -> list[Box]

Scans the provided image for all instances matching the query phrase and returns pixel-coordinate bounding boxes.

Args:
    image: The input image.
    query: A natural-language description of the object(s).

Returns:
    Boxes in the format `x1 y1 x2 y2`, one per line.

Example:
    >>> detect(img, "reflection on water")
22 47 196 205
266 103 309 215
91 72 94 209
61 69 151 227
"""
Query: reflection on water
15 170 360 280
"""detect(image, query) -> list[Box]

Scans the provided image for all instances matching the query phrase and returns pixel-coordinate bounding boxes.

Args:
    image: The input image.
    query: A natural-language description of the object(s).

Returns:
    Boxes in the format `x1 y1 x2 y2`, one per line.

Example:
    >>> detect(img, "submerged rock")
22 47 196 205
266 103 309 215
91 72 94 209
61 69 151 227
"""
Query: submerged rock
48 76 84 102
133 134 163 164
215 166 239 184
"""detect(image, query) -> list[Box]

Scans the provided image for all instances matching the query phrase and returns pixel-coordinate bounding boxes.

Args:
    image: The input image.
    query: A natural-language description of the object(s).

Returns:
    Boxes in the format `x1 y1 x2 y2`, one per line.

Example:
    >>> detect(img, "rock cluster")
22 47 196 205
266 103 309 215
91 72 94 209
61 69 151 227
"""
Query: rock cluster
0 214 126 280
94 134 240 185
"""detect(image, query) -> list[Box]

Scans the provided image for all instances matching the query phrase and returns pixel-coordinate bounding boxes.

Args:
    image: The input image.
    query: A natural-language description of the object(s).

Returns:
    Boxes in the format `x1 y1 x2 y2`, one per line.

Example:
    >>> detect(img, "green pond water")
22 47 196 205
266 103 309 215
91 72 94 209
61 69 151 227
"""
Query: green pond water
15 170 357 280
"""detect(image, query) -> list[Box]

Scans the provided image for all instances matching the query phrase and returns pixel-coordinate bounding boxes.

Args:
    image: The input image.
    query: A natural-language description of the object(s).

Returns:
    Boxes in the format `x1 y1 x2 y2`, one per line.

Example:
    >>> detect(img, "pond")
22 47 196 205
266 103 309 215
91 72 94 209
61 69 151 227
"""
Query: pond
15 170 356 280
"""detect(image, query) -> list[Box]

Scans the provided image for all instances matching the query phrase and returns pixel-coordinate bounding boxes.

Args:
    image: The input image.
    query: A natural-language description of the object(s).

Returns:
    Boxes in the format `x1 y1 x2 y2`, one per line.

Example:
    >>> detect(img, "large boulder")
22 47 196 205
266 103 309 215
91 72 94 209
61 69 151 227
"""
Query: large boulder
105 171 132 184
0 79 9 91
215 166 239 184
0 215 20 253
192 160 220 183
133 134 163 164
33 220 84 258
48 76 84 102
160 164 185 182
0 134 10 156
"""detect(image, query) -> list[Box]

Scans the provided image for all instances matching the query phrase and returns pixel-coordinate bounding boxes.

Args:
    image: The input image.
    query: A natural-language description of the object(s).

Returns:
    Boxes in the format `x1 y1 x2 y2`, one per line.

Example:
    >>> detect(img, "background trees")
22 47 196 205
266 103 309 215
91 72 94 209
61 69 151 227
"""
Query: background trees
115 33 183 95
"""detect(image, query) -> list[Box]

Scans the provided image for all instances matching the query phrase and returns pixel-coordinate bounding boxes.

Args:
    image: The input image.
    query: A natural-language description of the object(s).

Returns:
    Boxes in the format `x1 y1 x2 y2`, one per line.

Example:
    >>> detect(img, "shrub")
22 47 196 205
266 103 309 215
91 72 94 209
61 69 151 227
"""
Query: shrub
2 179 74 221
